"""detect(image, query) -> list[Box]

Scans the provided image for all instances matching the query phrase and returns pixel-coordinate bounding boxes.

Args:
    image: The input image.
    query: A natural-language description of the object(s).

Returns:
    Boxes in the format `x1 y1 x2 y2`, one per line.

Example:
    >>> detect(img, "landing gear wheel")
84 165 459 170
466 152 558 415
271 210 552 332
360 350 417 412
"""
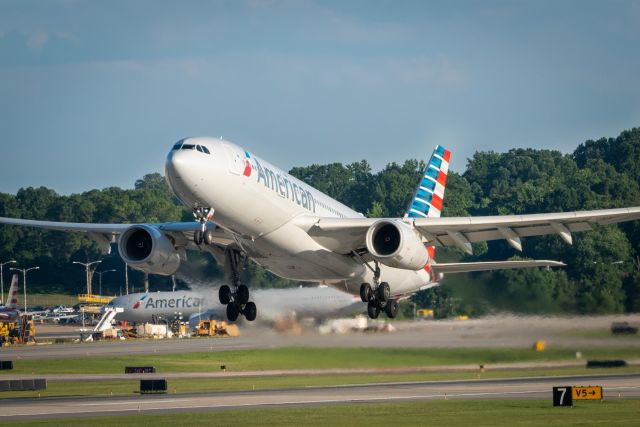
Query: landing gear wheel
193 230 204 245
203 229 215 245
367 301 380 319
226 303 240 322
243 302 257 321
359 283 373 302
384 299 399 318
236 285 250 305
377 282 390 302
219 285 232 305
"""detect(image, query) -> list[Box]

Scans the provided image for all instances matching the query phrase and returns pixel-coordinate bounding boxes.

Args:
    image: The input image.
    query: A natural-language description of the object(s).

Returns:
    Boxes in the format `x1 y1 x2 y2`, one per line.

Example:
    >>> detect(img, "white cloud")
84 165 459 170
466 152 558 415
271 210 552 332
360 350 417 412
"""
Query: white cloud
26 31 49 53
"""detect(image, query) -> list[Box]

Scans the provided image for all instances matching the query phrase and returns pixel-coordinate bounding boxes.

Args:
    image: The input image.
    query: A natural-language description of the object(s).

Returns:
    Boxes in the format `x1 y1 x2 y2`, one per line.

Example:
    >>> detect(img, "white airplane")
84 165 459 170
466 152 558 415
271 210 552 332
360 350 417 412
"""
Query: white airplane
1 137 639 323
106 286 366 325
0 274 20 321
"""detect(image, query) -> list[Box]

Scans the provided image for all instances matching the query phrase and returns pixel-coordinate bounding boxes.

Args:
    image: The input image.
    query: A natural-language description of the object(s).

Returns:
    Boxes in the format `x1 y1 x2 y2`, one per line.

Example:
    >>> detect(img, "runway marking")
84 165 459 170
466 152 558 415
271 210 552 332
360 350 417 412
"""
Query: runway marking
78 399 193 406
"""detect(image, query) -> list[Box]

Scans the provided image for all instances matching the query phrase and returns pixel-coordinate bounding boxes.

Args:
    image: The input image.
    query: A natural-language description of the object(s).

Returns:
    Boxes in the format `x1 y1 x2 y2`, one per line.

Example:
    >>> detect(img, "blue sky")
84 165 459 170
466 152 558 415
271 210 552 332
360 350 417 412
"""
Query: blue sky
1 0 639 194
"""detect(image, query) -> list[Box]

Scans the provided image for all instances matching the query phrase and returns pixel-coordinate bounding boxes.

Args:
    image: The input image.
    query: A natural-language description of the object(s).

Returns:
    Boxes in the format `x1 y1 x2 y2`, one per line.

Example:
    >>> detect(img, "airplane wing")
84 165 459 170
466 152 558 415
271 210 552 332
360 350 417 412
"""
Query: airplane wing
297 206 640 255
431 260 566 274
0 217 236 253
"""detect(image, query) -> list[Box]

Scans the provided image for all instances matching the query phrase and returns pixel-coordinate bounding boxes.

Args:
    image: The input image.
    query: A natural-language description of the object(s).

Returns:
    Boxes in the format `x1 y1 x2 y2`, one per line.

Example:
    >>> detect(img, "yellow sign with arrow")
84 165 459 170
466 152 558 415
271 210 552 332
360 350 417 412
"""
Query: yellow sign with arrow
572 386 602 400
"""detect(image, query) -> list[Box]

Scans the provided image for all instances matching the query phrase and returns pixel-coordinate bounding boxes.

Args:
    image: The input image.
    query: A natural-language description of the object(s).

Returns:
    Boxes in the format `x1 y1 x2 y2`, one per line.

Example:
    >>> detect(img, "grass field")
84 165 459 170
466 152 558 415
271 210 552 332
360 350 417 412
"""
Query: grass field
1 365 640 400
12 293 80 308
4 399 640 426
1 346 639 399
3 347 640 376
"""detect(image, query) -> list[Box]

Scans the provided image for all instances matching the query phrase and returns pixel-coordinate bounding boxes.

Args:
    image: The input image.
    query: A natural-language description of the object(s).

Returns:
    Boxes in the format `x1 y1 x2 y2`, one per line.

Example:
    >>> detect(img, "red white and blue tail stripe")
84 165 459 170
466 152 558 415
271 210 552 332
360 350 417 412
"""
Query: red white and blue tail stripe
404 145 451 278
404 145 451 219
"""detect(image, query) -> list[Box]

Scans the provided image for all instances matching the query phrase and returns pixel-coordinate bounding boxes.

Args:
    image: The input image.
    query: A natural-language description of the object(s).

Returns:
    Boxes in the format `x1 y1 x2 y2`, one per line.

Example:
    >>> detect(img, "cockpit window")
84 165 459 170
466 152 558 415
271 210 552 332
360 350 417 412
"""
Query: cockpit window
174 141 211 155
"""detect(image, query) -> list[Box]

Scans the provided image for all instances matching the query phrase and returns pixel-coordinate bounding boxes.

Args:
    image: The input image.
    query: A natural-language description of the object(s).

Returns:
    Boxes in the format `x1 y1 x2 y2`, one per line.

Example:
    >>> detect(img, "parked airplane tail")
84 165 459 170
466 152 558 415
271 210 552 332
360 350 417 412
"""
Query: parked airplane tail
6 273 19 309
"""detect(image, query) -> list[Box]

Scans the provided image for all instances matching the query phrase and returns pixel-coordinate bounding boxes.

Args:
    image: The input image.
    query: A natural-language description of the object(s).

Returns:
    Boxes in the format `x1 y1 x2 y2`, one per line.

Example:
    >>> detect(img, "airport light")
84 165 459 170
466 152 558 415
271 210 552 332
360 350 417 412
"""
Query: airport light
9 266 39 312
96 269 116 296
73 260 102 295
0 260 17 305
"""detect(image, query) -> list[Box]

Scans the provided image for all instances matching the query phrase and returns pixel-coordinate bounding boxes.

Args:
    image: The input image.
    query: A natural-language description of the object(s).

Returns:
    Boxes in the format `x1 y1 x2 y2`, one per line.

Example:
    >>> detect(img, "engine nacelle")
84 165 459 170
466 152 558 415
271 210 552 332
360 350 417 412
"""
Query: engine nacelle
365 219 429 270
118 225 181 276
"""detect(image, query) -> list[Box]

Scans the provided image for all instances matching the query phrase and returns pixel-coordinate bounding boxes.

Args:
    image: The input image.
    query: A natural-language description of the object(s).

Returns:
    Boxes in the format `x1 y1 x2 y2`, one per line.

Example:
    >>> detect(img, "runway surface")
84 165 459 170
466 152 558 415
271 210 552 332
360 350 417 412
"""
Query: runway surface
1 374 638 420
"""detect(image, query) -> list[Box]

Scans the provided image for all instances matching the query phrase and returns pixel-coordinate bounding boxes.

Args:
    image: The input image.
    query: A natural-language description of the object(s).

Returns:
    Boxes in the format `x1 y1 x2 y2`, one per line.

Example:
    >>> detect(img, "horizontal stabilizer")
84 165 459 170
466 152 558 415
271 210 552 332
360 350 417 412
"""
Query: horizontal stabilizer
431 260 565 274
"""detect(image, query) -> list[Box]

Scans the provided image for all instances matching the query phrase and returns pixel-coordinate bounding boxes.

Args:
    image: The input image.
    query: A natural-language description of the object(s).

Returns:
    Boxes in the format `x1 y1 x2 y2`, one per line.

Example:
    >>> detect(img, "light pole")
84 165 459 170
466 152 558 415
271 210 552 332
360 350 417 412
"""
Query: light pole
10 266 39 312
95 269 116 296
73 260 102 295
1 260 17 305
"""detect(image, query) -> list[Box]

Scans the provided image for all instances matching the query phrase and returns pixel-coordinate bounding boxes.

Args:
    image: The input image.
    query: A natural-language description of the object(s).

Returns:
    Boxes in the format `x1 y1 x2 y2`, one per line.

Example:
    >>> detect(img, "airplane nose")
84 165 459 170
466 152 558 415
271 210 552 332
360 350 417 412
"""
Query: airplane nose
165 148 199 204
165 150 187 180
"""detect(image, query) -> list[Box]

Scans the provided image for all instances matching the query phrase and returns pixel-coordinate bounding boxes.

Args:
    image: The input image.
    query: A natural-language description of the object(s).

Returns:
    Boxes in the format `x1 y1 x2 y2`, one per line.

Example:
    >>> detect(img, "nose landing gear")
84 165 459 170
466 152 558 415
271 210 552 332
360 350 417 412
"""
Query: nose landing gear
193 206 215 245
218 249 257 322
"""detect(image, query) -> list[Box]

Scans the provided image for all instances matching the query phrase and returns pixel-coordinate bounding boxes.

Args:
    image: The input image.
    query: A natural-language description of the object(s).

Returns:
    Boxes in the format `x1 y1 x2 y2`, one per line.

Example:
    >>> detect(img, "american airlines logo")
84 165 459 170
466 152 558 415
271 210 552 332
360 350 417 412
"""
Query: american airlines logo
132 295 147 309
252 158 317 213
141 296 207 310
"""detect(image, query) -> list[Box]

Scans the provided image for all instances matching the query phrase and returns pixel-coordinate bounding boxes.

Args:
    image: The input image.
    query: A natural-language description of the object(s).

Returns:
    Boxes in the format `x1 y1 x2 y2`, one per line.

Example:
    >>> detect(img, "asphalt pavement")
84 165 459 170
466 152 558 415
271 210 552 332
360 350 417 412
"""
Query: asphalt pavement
1 373 638 419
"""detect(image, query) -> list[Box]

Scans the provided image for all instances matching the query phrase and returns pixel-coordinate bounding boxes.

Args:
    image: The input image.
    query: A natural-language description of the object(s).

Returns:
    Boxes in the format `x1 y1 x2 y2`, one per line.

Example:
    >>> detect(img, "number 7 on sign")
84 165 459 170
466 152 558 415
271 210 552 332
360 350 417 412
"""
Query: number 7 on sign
553 386 573 407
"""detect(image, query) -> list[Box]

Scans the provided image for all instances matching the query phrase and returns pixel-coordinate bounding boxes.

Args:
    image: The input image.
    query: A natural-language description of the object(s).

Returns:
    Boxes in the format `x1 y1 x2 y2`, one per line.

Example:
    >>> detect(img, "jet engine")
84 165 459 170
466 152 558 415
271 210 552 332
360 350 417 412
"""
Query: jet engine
118 225 181 275
365 219 429 270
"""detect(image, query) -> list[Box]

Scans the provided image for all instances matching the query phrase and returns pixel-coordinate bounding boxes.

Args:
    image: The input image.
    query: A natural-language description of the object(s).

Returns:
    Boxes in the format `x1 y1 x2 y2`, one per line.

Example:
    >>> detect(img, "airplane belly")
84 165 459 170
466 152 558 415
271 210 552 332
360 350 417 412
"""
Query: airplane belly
241 223 366 281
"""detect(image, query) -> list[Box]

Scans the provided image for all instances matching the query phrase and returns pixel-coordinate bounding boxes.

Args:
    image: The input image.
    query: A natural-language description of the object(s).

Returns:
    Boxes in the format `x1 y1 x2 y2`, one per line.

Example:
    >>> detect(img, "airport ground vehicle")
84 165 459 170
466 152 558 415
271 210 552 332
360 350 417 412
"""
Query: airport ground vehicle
194 320 239 337
0 315 35 345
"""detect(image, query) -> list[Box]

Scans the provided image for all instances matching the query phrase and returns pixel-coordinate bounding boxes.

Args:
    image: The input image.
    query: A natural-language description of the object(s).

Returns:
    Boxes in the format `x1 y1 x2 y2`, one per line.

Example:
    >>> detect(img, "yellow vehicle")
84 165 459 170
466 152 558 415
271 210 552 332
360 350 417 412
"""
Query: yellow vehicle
416 308 434 319
195 320 216 336
0 321 15 341
194 320 239 337
0 316 35 345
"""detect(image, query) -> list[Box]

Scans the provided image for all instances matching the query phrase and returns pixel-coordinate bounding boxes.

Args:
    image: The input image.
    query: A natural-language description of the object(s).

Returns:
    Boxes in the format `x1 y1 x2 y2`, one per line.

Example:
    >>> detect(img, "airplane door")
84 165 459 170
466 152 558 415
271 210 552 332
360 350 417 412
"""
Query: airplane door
224 143 246 175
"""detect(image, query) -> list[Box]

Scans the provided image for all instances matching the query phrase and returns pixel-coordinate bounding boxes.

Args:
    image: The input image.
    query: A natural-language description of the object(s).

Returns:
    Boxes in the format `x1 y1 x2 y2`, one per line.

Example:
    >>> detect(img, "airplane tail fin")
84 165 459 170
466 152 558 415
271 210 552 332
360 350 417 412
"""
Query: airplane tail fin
404 145 451 278
404 145 451 219
6 274 19 309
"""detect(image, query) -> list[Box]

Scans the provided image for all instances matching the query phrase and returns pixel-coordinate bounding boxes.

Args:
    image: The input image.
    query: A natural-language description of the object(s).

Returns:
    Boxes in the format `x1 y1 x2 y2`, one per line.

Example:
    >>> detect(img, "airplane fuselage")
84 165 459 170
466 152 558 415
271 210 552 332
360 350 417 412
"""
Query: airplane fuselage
165 137 432 296
108 287 366 323
0 309 20 321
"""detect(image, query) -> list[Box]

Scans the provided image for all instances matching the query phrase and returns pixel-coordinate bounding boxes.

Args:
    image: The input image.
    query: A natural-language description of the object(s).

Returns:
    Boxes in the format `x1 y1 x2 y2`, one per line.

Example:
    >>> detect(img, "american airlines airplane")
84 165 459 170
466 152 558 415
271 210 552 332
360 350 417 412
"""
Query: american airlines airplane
1 137 639 322
106 286 365 325
0 274 20 321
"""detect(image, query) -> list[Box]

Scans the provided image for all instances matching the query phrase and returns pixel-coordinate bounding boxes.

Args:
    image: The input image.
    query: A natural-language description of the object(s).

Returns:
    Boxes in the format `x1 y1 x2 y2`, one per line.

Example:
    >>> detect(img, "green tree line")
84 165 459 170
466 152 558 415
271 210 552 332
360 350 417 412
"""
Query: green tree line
0 128 639 315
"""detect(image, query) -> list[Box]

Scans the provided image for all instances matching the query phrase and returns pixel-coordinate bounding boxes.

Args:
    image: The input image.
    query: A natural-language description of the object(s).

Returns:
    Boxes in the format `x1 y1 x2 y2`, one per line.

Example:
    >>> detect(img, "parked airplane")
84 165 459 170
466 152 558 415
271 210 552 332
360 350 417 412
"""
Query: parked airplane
106 286 366 325
2 137 640 322
0 274 20 321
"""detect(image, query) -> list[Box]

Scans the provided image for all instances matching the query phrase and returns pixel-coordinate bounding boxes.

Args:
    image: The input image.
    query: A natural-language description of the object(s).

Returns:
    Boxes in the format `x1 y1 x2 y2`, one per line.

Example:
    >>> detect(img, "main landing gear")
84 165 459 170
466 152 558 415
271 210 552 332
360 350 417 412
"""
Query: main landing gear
192 207 257 323
218 249 257 322
359 261 399 319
